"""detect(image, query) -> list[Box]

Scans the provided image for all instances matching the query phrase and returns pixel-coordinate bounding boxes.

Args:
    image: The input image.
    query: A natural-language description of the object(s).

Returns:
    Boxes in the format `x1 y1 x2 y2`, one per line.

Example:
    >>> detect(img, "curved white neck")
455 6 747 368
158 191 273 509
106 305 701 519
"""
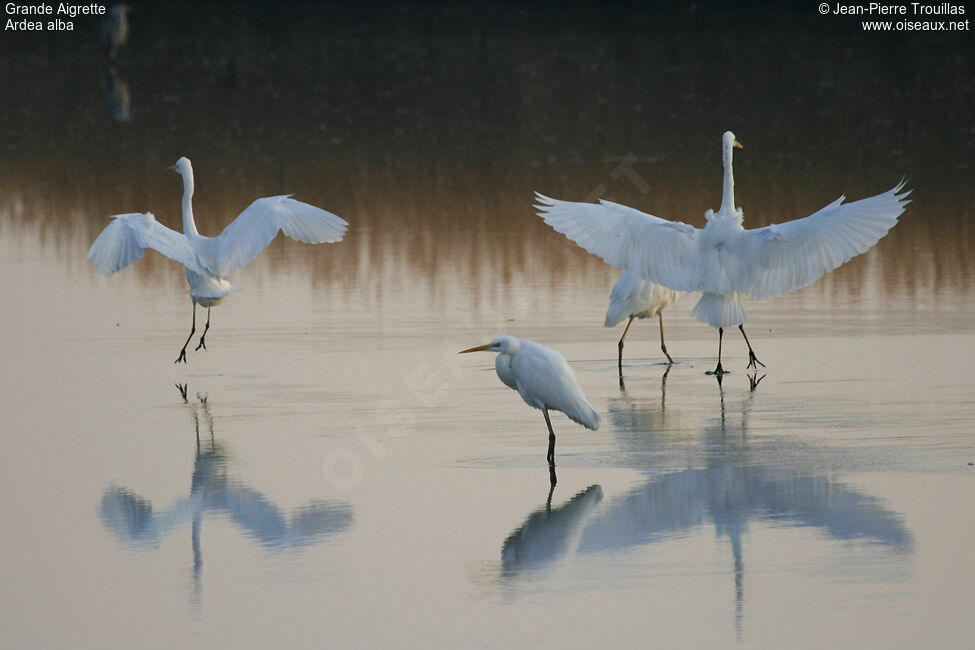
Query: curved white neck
718 145 736 216
180 169 200 237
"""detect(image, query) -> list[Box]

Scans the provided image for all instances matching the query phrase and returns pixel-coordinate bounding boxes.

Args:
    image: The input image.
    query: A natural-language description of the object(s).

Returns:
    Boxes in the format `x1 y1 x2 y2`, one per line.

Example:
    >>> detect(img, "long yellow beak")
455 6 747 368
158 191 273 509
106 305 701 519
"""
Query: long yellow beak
733 139 743 149
459 343 493 354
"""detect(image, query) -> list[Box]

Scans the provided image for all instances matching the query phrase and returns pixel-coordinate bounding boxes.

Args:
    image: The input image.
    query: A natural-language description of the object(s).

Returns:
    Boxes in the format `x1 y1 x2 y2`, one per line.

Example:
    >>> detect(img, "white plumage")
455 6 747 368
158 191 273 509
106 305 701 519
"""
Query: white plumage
604 270 679 367
537 131 910 374
460 335 600 466
88 156 349 363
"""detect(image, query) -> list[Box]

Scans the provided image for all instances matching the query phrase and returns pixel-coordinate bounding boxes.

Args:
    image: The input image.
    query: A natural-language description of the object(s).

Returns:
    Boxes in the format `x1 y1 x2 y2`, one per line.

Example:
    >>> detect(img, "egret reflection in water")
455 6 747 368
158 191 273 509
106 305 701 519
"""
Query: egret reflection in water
99 386 354 603
501 485 603 580
102 67 131 123
581 380 913 640
497 373 912 641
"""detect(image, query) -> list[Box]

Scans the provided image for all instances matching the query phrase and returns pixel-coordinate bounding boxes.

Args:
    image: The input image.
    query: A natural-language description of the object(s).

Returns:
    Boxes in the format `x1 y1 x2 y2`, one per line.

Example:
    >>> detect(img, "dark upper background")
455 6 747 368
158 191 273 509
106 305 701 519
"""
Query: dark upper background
1 0 972 293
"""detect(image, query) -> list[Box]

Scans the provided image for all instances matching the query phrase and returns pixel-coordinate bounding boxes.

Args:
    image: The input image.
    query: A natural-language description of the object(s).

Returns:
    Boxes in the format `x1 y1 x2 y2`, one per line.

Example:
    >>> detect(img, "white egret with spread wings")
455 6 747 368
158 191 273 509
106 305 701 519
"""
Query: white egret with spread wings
88 157 349 362
537 132 910 375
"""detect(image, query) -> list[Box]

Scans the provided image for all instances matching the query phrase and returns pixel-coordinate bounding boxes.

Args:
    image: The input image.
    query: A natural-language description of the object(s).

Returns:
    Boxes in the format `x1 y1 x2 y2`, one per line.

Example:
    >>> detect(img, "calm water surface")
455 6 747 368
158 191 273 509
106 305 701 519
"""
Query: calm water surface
1 3 974 648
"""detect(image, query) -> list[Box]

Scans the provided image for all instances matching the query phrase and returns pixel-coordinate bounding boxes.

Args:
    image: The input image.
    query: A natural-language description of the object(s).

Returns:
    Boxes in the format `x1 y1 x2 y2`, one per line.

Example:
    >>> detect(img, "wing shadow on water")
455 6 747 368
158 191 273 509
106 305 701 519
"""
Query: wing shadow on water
99 385 354 605
499 368 913 640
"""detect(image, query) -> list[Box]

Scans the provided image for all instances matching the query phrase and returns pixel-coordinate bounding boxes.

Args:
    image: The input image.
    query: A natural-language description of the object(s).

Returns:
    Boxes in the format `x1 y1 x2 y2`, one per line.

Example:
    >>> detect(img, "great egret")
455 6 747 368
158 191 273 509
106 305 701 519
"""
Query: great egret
460 336 600 468
605 270 678 370
87 157 349 363
537 131 910 375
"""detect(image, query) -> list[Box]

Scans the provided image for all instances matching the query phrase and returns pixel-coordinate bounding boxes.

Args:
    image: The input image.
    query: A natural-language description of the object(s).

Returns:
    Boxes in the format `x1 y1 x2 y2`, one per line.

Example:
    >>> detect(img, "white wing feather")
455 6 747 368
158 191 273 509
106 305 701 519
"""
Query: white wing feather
87 212 204 276
512 341 600 430
727 181 911 298
206 196 350 276
537 182 909 299
536 193 702 292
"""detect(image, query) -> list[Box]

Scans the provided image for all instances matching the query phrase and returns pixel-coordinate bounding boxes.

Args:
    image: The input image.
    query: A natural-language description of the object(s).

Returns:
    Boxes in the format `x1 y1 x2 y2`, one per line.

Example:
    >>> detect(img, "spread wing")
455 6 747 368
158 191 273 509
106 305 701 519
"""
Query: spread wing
87 212 205 276
206 196 349 276
535 193 702 292
726 181 911 299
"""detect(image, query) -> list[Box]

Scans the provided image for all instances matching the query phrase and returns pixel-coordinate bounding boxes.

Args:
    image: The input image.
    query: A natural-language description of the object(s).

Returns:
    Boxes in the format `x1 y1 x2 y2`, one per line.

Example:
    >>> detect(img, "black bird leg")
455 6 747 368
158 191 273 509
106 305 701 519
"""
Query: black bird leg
543 408 556 466
707 327 726 376
739 325 765 370
658 313 673 363
176 304 197 364
618 316 634 373
195 307 211 351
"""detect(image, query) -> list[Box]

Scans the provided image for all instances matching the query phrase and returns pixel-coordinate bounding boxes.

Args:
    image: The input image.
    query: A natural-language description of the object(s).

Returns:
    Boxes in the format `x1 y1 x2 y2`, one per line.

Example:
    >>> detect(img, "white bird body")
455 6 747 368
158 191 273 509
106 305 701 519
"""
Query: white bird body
537 131 910 373
88 156 349 362
604 271 678 327
461 335 600 468
605 270 679 367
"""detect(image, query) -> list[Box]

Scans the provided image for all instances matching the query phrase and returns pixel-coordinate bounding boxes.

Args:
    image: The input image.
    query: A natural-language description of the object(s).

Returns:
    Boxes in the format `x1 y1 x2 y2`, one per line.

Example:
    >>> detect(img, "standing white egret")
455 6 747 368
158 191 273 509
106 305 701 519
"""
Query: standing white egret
537 131 910 375
88 157 349 363
460 336 600 468
605 270 679 370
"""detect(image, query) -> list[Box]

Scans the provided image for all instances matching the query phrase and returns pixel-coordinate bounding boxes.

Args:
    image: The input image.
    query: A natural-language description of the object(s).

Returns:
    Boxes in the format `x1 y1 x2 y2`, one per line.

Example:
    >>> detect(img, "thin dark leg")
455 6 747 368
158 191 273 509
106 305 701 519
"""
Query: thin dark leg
176 304 197 364
195 308 211 351
738 324 765 369
543 408 556 466
658 313 673 363
548 464 557 491
618 317 634 373
707 327 725 375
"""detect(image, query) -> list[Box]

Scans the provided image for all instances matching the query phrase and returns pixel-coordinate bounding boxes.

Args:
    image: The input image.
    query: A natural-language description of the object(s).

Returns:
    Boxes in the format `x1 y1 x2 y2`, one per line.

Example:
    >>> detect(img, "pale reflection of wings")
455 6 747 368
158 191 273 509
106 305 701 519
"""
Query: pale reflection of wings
501 485 602 577
99 480 353 550
587 383 912 553
99 391 353 551
575 468 912 554
221 488 353 549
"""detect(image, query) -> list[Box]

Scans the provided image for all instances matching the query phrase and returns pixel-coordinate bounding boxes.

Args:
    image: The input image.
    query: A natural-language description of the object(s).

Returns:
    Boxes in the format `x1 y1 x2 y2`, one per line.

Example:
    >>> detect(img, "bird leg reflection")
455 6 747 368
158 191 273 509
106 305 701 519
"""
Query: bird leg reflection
543 408 556 466
748 372 766 392
618 316 635 374
658 313 674 364
739 325 765 370
176 304 197 364
195 307 211 352
548 464 557 491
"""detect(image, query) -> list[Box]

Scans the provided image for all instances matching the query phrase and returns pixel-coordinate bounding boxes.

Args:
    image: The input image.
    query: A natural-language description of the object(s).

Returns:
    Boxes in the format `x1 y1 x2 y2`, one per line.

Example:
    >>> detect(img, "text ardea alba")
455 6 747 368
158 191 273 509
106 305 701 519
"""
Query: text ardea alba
460 336 600 467
537 132 910 375
605 270 679 370
88 157 349 363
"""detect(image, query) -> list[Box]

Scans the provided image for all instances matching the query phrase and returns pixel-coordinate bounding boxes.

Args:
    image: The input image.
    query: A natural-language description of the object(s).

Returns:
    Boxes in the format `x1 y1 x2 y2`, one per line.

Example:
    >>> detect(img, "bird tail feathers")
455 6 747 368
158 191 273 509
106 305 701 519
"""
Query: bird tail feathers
691 293 746 328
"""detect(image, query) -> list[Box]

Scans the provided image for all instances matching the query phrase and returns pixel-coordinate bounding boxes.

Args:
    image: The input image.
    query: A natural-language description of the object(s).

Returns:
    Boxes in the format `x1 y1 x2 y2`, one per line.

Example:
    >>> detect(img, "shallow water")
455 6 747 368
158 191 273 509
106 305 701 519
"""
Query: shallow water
2 3 974 648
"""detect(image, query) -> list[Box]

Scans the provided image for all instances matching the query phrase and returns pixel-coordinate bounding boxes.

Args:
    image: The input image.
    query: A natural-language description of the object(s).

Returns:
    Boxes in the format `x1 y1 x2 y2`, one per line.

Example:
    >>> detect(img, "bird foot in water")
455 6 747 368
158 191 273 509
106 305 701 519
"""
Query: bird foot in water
706 362 728 376
175 349 188 364
195 336 207 352
746 351 766 370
